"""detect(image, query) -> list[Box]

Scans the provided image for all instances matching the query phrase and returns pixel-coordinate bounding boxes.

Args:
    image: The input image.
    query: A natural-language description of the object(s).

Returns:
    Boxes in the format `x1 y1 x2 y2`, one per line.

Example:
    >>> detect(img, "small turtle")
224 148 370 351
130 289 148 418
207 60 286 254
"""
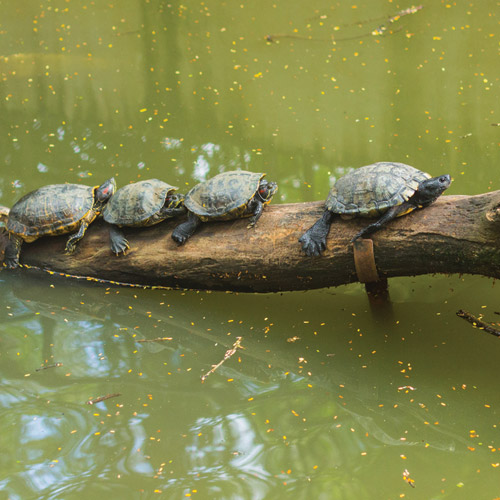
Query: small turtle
103 179 186 255
172 170 278 245
4 178 116 269
299 162 451 256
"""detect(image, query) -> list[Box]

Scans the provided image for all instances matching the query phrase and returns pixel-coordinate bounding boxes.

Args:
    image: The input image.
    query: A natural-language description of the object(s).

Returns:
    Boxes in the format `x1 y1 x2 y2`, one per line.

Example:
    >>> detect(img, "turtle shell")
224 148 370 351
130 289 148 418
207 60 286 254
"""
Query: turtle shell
7 183 96 242
184 171 265 222
326 162 431 218
103 179 178 227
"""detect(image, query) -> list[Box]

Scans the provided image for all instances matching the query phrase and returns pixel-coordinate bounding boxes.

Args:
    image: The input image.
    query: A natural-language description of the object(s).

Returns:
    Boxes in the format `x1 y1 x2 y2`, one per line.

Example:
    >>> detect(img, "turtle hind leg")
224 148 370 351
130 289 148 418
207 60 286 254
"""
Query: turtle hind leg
4 235 23 269
109 224 130 255
351 204 407 242
299 210 334 257
172 213 201 245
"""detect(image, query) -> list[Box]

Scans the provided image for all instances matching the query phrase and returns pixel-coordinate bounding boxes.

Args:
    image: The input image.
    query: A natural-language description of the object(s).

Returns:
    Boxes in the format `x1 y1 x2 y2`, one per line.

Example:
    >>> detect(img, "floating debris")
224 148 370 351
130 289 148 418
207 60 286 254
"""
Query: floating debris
35 362 63 372
373 5 423 36
136 337 173 343
456 309 500 337
86 393 121 405
403 469 416 488
266 5 423 43
15 263 174 290
201 337 243 383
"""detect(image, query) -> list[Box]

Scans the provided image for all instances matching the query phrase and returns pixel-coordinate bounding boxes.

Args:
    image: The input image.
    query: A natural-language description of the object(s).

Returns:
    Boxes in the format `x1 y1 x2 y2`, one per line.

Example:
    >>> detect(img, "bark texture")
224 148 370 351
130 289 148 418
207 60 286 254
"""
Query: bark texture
2 192 500 292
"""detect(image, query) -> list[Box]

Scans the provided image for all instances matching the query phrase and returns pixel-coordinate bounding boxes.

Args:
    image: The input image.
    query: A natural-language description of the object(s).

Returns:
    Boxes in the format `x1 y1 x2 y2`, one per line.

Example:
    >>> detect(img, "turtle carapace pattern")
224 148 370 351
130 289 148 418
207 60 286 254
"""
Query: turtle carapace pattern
103 179 185 255
172 170 278 245
4 178 116 268
299 162 451 257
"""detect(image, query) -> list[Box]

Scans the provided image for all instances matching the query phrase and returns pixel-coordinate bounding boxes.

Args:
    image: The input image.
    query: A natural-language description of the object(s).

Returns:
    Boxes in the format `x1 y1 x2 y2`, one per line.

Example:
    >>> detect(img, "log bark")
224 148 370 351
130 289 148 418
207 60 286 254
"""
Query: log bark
2 191 500 292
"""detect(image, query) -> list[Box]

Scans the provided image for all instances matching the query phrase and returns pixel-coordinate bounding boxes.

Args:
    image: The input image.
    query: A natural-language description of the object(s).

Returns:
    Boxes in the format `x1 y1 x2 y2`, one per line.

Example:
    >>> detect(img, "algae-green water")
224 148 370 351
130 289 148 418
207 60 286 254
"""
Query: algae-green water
1 1 500 499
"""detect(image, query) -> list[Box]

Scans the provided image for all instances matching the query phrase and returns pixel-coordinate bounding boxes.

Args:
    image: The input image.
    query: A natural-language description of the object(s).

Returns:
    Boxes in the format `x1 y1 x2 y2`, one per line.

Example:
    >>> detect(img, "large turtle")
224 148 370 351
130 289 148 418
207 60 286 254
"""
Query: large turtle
172 170 278 245
103 179 185 255
3 178 116 269
299 162 451 256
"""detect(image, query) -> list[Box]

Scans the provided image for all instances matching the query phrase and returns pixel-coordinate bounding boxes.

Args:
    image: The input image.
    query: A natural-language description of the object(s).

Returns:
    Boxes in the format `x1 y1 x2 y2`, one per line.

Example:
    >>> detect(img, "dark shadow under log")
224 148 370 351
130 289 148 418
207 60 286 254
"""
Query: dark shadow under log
2 192 500 292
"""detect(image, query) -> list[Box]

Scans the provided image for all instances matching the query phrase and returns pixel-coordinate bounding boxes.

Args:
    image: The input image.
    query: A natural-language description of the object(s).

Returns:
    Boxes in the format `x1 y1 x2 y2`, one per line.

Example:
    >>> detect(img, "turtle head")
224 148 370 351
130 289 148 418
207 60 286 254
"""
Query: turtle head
166 192 185 209
414 174 451 206
256 179 278 204
96 178 117 204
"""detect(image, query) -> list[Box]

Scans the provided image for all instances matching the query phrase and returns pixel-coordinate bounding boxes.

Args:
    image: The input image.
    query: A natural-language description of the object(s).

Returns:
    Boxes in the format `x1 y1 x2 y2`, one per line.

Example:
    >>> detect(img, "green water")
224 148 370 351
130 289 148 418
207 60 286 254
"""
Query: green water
1 1 500 498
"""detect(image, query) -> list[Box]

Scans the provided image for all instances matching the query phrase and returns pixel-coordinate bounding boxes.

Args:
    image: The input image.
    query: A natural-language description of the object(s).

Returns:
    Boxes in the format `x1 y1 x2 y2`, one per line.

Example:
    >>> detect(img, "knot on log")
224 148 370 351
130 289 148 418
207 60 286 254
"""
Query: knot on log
485 201 500 223
0 206 8 225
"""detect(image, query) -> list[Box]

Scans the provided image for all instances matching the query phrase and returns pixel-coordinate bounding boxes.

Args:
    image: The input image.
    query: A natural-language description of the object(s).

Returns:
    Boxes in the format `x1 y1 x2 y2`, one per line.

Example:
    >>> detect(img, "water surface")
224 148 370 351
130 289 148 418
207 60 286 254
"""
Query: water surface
1 1 500 499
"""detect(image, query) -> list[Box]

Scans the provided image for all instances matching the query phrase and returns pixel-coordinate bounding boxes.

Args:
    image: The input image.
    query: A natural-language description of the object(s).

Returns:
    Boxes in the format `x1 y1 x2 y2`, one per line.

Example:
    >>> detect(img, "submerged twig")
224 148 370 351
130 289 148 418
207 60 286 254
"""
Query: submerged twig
456 309 500 337
35 362 63 372
201 337 244 383
136 337 173 343
266 5 422 43
86 393 122 405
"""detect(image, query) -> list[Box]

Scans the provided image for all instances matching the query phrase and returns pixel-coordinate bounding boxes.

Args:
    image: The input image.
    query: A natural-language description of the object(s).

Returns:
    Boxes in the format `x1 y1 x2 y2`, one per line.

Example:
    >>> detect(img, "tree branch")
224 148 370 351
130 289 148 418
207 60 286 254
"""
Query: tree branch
2 192 500 292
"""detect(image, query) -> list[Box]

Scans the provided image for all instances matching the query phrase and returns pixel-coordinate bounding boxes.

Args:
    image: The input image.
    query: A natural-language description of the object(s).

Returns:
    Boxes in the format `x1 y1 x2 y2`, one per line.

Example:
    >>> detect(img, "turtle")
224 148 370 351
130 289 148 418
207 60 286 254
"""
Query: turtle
171 170 278 245
299 162 451 257
102 179 186 255
3 178 116 269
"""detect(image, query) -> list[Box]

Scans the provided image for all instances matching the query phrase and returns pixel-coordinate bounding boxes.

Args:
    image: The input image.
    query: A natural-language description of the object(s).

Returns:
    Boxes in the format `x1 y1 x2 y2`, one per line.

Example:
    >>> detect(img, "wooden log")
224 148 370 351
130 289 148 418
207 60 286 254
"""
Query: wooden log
2 192 500 292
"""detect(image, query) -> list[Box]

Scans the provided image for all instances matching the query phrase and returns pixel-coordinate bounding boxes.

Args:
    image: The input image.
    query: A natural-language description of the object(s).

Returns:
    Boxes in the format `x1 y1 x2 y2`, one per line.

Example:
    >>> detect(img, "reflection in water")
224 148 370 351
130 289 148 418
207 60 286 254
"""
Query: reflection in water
1 0 500 498
0 272 482 498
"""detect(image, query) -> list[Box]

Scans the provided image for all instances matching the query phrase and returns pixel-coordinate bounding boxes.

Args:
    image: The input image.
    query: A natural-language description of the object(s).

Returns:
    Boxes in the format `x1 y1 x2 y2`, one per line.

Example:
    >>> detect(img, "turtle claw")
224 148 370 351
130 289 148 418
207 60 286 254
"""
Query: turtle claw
308 243 325 257
64 244 76 255
299 210 333 257
172 232 188 245
112 243 130 256
3 258 19 269
172 215 201 246
299 233 326 257
110 238 130 256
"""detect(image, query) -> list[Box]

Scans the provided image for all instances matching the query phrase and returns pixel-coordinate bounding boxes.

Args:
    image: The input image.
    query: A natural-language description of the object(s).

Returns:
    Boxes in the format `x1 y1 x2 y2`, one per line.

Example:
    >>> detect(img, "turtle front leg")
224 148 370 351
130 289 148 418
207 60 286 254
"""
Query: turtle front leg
247 200 264 228
4 234 23 269
65 222 88 254
109 224 130 255
65 209 99 254
299 210 334 257
351 203 410 242
171 212 202 245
